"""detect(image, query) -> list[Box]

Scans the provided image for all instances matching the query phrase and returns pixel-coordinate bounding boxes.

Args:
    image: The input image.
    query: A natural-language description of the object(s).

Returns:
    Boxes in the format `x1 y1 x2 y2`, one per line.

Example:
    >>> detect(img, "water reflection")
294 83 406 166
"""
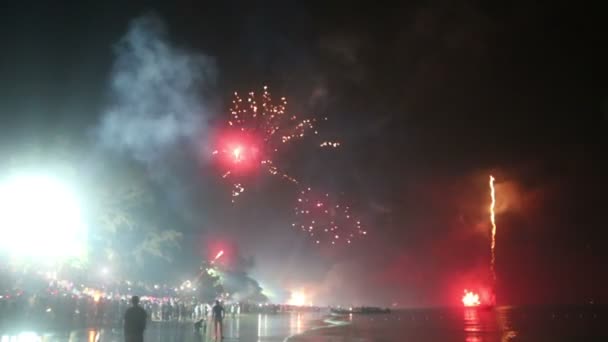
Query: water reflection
87 330 100 342
1 313 318 342
226 315 239 339
289 312 302 336
495 307 517 342
463 308 482 342
1 332 41 342
257 313 262 340
462 306 523 342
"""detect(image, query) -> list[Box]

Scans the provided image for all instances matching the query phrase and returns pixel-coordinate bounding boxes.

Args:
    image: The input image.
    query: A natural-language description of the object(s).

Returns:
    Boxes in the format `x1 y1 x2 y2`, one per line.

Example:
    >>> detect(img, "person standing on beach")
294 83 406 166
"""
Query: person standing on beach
212 300 225 339
124 296 147 342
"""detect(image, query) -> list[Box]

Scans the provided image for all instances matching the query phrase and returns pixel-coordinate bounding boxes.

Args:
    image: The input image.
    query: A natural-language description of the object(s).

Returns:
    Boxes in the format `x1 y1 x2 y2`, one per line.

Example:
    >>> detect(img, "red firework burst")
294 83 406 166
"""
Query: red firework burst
213 87 337 198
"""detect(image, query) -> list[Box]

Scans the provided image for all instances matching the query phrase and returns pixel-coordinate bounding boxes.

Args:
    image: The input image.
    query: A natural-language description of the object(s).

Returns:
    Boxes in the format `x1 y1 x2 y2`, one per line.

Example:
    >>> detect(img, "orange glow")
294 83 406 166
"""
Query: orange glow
88 330 100 342
288 290 307 306
462 290 481 307
489 175 497 281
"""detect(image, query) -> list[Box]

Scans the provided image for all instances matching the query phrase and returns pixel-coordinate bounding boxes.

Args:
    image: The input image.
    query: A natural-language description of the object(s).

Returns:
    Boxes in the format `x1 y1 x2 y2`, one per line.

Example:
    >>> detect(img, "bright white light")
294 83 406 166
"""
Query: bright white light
288 290 307 306
101 267 110 276
0 332 42 342
0 174 86 262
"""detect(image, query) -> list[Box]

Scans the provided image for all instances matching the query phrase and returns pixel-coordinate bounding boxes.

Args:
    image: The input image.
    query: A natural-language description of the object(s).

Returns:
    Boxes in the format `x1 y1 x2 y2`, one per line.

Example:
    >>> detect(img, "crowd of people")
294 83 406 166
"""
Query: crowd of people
0 290 229 331
0 288 322 332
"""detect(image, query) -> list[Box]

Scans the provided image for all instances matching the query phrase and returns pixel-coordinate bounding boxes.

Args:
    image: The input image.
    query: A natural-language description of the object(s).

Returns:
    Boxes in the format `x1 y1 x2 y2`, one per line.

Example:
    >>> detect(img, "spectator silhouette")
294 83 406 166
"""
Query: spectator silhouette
212 300 225 339
124 296 147 342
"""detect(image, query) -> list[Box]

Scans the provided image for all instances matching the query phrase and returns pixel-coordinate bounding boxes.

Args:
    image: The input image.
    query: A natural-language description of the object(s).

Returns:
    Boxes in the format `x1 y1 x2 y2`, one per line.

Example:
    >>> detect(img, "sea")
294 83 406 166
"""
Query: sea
1 306 606 341
292 306 608 342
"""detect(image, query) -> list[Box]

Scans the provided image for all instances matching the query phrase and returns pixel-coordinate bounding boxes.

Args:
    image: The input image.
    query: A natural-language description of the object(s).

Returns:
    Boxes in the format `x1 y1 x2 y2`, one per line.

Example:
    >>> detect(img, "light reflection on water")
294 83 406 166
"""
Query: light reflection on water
289 312 302 336
3 307 605 341
1 313 319 342
293 306 605 342
87 330 100 342
463 307 523 341
1 332 41 342
495 307 518 342
463 307 481 342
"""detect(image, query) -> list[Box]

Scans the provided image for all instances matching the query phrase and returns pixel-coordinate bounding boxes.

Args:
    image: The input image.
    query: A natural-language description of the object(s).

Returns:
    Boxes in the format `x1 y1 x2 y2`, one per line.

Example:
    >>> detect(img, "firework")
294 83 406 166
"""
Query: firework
230 183 245 203
212 88 366 245
489 175 497 282
293 187 366 245
462 289 481 307
213 87 336 200
214 250 224 260
288 289 308 306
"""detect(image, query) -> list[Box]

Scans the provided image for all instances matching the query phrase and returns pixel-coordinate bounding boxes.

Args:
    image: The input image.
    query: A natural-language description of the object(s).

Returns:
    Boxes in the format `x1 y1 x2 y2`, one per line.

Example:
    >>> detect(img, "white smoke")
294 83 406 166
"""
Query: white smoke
97 13 216 163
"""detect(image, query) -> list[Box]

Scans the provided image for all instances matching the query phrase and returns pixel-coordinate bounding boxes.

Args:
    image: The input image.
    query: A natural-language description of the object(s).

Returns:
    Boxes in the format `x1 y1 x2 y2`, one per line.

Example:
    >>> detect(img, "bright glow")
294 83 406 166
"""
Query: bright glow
214 130 261 172
1 332 42 342
214 250 224 260
489 175 497 281
83 288 103 302
232 146 243 162
288 290 307 306
462 290 481 307
0 174 86 262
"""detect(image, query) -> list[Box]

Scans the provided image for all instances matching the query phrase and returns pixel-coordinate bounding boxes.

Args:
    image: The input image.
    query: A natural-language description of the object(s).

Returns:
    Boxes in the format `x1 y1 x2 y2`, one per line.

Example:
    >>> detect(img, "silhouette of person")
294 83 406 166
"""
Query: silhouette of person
212 300 225 339
124 296 147 342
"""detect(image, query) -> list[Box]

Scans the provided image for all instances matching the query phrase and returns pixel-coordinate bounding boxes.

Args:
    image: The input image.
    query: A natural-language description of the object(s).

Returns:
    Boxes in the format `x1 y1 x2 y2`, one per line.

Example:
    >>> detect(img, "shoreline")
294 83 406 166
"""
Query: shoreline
284 315 351 342
0 312 326 342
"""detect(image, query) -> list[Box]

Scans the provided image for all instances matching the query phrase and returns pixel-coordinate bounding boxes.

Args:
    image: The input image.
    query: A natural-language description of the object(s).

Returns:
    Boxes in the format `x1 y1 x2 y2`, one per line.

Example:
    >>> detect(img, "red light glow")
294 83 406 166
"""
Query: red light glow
213 130 261 173
462 290 481 307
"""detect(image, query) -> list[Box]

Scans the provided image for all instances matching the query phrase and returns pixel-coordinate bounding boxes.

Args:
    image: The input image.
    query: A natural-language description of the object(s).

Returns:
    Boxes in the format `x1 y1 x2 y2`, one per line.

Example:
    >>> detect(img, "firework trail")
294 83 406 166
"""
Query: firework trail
211 250 224 264
213 86 338 200
489 175 497 282
293 187 367 245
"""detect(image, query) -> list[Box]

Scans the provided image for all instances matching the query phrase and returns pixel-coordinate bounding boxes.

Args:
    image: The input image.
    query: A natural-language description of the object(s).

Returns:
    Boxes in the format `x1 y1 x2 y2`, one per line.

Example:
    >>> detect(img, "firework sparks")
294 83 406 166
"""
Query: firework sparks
212 88 365 245
231 183 245 203
489 175 497 282
462 289 481 307
293 187 366 245
213 87 337 200
320 141 341 148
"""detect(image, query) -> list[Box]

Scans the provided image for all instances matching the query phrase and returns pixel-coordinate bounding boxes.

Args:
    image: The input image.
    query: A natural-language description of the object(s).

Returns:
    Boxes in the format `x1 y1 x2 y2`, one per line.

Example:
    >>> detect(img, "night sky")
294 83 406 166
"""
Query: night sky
1 1 606 307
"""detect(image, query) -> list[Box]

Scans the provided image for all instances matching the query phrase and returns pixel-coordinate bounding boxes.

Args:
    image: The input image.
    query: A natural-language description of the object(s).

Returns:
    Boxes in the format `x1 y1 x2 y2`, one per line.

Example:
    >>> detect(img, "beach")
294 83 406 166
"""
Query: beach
288 306 608 342
2 306 607 341
1 312 323 342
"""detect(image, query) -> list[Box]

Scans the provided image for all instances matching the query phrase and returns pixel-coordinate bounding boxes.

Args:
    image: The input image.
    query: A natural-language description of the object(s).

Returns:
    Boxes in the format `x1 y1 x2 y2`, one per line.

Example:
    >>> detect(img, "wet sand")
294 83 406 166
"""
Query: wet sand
3 306 607 341
0 312 323 342
288 306 608 342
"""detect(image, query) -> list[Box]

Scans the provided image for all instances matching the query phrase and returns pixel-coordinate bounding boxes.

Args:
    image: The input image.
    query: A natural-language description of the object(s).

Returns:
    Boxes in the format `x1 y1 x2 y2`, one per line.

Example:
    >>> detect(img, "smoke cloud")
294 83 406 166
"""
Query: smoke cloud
97 13 216 163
